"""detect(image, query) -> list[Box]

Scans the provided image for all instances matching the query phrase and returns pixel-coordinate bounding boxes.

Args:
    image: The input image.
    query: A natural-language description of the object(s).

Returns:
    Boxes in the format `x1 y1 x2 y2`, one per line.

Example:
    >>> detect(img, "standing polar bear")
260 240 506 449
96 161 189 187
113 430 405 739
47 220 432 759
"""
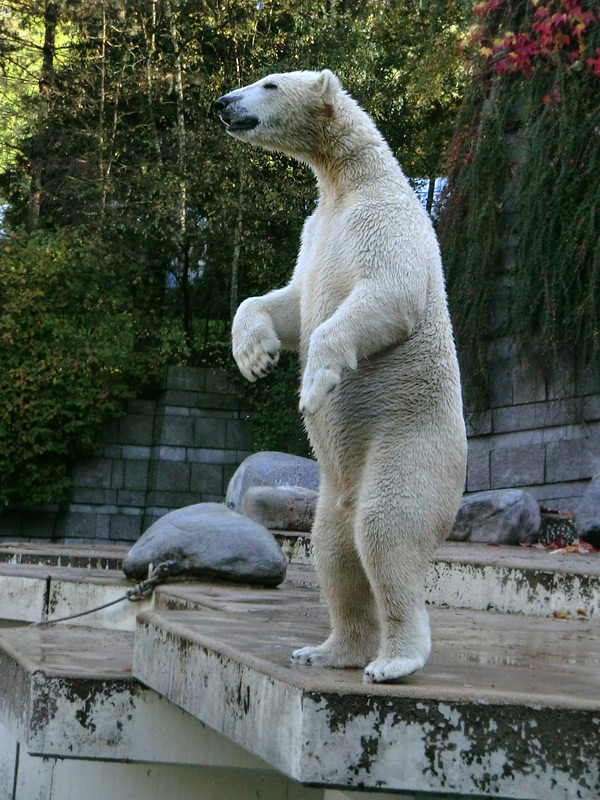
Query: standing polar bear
216 70 467 682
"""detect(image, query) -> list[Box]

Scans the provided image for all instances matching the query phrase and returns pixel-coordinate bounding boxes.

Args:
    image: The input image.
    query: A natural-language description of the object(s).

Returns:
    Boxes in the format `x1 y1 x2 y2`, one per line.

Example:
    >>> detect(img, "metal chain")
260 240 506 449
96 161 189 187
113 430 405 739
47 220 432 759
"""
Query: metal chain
30 560 179 627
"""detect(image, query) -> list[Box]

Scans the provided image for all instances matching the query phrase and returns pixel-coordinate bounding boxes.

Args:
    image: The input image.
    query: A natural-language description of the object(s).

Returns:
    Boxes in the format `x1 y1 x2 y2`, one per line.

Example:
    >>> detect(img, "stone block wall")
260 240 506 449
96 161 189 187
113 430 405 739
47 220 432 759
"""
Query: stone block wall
0 367 253 545
462 105 600 512
465 345 600 511
2 355 598 547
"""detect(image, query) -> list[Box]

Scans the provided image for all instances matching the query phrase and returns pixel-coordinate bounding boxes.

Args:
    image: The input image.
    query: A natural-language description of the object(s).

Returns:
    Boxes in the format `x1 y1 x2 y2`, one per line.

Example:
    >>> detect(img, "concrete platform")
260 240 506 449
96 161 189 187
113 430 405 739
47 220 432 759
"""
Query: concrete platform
0 623 269 768
134 575 600 799
0 536 599 800
1 539 598 627
0 562 152 628
0 541 128 569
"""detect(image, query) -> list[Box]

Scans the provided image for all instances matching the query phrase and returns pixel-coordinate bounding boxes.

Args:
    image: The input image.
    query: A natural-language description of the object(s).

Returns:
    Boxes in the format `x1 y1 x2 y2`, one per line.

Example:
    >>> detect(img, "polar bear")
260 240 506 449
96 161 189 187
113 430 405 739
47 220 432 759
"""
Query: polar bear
216 70 467 682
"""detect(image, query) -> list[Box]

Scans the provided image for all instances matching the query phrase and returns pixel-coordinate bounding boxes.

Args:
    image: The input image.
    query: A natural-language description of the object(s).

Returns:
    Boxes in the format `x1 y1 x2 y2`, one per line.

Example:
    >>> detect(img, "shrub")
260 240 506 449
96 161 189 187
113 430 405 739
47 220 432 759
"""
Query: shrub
0 228 165 507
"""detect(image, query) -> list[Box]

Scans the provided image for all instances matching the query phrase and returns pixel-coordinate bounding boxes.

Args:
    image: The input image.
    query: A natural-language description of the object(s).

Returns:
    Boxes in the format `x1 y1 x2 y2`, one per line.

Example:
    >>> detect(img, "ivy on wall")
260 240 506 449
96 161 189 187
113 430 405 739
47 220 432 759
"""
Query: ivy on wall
438 0 600 405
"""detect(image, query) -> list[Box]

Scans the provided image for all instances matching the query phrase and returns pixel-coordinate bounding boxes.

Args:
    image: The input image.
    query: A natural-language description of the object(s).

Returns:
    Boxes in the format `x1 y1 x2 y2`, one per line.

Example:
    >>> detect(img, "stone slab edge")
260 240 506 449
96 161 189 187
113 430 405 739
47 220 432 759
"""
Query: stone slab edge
133 610 600 799
0 630 265 769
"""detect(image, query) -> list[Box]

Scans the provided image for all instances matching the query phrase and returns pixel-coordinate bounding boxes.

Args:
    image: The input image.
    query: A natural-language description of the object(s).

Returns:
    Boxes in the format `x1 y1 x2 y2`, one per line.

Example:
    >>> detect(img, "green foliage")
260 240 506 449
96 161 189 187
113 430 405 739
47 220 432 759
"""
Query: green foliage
438 0 600 405
0 228 166 506
0 0 471 497
233 353 312 459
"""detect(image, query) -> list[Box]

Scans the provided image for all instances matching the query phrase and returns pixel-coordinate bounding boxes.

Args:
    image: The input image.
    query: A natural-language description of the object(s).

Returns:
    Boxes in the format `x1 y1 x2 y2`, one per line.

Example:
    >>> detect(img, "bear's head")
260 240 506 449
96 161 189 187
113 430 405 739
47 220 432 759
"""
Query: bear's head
215 69 341 160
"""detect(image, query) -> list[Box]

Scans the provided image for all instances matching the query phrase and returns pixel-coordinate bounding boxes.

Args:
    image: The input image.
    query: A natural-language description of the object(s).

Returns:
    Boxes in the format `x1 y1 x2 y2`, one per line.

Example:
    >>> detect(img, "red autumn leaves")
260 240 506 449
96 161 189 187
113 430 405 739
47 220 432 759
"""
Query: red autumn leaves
469 0 599 78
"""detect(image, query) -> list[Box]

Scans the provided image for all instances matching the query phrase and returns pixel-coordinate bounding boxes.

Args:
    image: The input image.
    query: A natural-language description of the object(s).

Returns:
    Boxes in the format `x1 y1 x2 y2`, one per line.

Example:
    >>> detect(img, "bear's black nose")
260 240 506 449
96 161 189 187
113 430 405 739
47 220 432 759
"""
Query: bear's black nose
214 95 230 111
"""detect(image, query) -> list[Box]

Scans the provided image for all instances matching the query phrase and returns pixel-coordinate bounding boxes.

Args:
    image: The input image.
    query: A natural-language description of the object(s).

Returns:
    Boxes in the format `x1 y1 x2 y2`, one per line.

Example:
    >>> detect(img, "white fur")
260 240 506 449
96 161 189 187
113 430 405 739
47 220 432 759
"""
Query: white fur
222 70 467 682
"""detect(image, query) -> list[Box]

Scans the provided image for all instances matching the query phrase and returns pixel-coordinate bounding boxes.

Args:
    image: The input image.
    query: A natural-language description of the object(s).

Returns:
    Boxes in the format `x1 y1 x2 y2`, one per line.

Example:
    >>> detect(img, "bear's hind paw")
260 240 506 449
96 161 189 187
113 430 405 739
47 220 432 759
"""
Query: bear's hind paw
291 645 327 665
291 644 367 668
363 655 426 683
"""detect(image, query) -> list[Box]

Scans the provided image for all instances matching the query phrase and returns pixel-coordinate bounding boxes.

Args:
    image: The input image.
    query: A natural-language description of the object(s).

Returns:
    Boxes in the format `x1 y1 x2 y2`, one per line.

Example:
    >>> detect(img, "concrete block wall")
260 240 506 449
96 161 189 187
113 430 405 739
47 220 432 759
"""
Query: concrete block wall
0 367 253 545
465 342 600 511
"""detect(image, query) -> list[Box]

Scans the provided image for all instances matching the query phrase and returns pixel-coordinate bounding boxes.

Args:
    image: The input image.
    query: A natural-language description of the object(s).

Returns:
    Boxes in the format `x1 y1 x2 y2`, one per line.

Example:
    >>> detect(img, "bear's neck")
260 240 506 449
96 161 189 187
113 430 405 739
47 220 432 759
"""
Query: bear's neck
307 105 405 200
310 134 406 199
312 145 394 199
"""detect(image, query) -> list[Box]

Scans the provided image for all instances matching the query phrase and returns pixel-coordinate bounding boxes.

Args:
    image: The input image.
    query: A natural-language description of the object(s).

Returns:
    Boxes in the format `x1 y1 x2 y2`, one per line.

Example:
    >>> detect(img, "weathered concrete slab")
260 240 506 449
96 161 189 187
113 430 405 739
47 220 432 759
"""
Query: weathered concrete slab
0 541 129 569
0 562 150 628
159 542 600 619
1 541 598 633
0 624 268 769
427 542 600 618
0 564 50 622
134 577 600 799
3 725 325 800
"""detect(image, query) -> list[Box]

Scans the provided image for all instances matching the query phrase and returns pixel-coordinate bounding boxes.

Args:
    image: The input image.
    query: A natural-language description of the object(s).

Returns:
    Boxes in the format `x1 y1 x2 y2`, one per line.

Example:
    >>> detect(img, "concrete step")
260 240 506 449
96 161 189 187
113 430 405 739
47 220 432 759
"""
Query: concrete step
134 573 600 799
0 562 151 629
0 623 268 770
0 541 129 570
0 540 598 629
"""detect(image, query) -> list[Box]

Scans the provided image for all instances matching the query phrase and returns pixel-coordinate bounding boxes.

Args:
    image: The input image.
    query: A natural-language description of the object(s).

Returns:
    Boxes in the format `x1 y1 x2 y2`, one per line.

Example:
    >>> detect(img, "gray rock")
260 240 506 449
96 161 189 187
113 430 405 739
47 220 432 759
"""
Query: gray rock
242 485 318 532
574 472 600 547
450 489 541 545
226 451 319 512
122 503 287 586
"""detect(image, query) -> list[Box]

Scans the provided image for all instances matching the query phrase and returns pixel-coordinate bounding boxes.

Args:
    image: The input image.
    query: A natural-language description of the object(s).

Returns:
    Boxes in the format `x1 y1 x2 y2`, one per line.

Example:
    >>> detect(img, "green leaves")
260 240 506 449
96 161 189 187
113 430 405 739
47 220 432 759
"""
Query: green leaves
0 228 166 507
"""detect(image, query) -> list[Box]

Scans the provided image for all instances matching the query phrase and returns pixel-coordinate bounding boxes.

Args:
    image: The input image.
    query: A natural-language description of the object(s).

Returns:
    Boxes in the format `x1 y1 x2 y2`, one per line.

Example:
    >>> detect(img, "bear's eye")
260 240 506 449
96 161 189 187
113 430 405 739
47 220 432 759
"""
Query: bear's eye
263 82 278 90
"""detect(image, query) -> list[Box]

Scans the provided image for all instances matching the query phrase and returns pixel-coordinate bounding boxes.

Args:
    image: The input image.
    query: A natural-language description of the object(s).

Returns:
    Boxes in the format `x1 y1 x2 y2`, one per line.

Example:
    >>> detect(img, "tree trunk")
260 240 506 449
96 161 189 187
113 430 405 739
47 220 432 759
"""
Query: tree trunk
27 0 58 231
426 176 436 215
230 164 244 322
165 0 192 351
140 0 163 167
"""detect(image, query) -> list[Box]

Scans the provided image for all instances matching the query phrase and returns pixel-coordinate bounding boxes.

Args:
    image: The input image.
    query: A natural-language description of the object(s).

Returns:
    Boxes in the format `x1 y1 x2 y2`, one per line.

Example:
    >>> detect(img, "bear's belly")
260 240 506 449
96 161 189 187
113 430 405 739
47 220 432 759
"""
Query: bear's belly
302 329 465 485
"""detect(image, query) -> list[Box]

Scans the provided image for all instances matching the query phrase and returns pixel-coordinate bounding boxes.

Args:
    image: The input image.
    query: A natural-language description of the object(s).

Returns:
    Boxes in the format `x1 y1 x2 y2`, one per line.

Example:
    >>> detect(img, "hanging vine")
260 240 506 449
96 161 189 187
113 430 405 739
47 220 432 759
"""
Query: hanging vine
438 0 600 406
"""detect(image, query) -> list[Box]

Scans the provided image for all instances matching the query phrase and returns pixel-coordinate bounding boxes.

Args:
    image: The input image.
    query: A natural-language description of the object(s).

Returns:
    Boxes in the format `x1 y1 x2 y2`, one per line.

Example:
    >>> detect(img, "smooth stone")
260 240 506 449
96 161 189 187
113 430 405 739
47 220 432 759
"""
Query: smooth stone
226 451 319 512
122 503 287 586
241 485 318 532
450 489 541 545
574 472 600 547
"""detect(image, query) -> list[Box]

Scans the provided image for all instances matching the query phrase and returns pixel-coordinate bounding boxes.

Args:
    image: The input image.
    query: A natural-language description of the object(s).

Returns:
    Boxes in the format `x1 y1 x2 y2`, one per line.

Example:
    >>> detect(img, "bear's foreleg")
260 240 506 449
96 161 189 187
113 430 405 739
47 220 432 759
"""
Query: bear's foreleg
291 480 379 667
232 284 300 381
300 277 423 415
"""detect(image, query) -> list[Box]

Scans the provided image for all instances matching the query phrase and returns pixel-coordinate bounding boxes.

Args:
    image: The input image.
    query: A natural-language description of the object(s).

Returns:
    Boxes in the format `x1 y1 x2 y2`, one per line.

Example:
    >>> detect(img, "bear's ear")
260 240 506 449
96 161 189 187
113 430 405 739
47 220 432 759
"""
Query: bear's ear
315 69 340 102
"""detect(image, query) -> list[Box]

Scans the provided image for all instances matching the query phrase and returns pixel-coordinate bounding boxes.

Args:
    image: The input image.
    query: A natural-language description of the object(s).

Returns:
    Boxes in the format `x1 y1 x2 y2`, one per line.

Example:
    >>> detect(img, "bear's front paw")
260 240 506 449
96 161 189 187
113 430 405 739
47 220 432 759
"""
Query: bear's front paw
232 325 280 383
299 367 341 415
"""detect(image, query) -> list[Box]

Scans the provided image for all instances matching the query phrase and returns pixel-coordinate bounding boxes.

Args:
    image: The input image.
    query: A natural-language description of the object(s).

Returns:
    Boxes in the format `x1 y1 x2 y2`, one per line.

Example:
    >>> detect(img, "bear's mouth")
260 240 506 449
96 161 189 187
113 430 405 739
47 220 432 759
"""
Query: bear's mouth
223 116 259 132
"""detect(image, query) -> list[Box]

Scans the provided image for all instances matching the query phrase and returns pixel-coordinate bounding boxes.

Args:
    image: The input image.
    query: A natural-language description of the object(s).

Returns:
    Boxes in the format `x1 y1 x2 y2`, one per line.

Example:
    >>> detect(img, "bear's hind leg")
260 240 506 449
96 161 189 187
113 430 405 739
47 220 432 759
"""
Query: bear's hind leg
355 456 454 683
291 481 379 668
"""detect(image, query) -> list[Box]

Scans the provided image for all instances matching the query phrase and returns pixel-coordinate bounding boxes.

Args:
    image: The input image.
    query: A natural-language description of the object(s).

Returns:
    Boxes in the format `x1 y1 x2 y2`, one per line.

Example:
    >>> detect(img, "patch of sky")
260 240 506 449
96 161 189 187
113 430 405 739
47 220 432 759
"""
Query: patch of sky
410 177 447 217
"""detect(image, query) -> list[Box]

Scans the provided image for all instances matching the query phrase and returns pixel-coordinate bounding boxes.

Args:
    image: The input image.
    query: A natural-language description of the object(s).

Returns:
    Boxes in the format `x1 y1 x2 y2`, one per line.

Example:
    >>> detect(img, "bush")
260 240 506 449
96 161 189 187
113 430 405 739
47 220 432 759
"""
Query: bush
0 228 166 507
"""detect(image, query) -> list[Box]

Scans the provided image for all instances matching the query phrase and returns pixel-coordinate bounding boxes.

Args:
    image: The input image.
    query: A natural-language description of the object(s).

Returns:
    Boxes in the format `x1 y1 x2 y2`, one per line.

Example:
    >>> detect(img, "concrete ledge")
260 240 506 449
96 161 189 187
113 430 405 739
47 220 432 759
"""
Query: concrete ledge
0 542 129 570
133 578 600 798
0 625 268 769
427 542 600 618
1 541 599 626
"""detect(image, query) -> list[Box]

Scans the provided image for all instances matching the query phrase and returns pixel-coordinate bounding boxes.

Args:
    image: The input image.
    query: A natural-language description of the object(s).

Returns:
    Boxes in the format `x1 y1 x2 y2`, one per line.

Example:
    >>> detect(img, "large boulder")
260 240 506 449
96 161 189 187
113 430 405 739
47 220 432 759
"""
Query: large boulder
122 503 287 586
226 451 319 512
242 485 318 531
574 472 600 548
450 489 541 545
